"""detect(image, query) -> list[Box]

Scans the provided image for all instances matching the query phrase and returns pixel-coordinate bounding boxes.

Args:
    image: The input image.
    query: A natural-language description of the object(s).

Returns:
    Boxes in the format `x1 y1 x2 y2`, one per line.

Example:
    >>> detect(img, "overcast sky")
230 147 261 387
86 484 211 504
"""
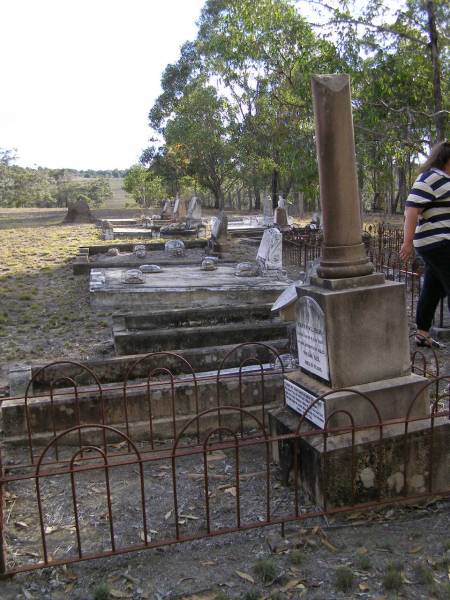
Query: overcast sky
0 0 205 170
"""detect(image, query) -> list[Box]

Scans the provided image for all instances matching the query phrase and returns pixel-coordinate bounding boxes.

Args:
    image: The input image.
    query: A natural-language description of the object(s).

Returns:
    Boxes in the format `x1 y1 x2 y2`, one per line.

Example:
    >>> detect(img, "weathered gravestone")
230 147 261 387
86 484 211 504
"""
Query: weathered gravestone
63 197 96 224
165 239 185 257
262 195 274 226
186 196 202 221
160 199 170 219
257 227 282 271
274 195 289 228
211 211 228 241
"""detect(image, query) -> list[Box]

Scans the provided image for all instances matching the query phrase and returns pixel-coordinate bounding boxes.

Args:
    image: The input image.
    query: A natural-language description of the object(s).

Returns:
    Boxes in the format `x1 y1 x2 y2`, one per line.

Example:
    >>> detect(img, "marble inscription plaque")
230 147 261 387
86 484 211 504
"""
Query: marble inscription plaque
296 296 330 382
284 379 325 428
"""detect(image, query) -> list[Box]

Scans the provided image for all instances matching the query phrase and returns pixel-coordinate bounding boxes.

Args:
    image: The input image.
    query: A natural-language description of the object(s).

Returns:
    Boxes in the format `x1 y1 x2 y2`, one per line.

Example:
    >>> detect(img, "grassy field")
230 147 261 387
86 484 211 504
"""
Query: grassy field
105 177 135 208
0 215 112 387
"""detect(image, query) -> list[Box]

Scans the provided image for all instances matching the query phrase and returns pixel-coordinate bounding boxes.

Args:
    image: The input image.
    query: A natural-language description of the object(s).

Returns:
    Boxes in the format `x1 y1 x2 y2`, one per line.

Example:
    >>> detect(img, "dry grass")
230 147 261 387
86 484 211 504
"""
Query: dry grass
0 214 116 381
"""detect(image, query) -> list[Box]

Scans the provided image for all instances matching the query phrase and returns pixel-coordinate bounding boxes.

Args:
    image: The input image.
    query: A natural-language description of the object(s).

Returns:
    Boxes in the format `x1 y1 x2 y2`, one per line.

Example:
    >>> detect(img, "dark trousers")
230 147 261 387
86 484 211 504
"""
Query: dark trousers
416 240 450 331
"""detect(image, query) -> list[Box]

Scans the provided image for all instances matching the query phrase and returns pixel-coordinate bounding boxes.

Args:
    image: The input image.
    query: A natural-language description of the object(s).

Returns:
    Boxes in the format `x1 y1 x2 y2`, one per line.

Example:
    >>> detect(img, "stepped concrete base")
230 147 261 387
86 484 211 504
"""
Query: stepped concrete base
8 340 290 396
269 406 449 508
90 265 290 310
3 371 286 445
114 321 288 355
284 370 429 428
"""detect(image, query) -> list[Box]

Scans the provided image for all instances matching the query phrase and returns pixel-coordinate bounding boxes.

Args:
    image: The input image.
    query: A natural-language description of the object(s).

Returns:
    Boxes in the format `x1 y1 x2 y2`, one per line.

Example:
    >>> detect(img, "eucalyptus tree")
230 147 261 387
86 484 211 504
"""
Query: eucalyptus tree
197 0 344 208
163 81 239 209
123 164 165 208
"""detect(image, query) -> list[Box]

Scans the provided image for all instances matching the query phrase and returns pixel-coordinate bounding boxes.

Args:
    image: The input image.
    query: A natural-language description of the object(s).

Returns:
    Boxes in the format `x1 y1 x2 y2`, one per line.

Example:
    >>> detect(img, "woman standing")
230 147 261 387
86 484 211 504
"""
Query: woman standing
400 141 450 348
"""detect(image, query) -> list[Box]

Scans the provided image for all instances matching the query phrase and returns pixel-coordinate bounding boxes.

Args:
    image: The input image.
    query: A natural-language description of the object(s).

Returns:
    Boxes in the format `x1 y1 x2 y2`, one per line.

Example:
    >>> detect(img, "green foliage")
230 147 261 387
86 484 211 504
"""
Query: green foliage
357 555 372 571
142 0 448 215
93 582 110 600
414 562 434 585
123 165 165 208
334 566 354 592
383 562 403 591
0 159 112 208
290 549 304 565
242 591 260 600
253 558 277 583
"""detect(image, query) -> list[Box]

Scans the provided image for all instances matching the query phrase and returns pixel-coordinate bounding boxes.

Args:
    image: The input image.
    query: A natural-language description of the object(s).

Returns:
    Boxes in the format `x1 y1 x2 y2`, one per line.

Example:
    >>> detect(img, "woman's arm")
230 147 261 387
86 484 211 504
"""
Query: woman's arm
399 206 422 261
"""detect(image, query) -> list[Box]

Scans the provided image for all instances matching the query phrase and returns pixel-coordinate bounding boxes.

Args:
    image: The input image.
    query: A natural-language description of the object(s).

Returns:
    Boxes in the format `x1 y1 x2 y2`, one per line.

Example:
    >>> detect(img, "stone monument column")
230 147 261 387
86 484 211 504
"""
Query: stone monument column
312 74 373 279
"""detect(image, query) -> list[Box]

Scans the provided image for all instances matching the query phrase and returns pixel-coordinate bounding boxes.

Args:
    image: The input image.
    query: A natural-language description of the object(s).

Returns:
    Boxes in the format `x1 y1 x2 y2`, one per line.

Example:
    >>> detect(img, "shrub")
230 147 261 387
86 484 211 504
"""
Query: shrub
334 566 354 592
253 559 277 583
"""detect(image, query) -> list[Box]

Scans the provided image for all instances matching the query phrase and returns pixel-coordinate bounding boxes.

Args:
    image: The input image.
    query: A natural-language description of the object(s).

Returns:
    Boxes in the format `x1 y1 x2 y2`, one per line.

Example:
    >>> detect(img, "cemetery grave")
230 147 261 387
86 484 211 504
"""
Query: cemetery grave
0 81 449 598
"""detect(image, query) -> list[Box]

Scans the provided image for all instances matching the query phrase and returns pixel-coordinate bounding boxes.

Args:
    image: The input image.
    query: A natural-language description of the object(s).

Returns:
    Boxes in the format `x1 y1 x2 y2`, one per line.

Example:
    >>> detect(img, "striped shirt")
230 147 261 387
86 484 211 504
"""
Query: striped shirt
406 167 450 249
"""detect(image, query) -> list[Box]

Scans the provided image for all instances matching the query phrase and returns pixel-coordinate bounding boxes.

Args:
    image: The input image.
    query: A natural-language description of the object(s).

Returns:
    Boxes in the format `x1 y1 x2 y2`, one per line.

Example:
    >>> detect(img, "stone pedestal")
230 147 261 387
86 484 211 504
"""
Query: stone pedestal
295 277 411 390
269 407 449 507
269 73 443 510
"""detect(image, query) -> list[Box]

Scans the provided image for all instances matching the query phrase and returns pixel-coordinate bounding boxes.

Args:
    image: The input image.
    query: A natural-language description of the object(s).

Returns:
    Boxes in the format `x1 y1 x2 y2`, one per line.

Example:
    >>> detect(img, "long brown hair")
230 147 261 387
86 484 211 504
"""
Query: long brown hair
419 141 450 173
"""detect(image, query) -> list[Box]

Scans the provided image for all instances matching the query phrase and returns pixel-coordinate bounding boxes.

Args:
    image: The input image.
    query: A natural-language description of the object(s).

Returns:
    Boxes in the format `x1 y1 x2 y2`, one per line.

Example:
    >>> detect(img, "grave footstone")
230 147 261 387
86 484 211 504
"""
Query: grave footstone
133 245 147 259
165 239 185 257
123 269 145 284
235 262 260 277
140 264 162 273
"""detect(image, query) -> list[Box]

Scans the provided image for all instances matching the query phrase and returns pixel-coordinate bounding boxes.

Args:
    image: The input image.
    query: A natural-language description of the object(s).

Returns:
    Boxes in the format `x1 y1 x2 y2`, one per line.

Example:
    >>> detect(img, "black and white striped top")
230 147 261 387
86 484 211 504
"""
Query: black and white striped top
406 167 450 249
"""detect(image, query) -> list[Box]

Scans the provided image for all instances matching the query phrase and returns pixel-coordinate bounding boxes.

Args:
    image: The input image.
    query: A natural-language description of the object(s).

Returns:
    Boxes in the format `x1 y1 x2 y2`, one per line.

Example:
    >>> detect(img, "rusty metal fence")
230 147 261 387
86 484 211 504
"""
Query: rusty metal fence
283 226 448 327
0 345 449 575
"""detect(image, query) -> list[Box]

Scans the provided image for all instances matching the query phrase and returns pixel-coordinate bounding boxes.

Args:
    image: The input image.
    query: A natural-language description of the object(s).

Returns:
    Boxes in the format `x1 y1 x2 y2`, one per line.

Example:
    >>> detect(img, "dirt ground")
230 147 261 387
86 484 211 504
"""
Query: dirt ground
0 208 449 599
1 497 449 600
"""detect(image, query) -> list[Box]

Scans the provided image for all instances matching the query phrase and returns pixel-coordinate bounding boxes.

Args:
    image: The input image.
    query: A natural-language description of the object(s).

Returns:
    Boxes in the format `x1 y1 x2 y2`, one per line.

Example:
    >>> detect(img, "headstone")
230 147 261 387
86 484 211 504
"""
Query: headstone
309 212 321 230
165 239 185 256
187 196 202 220
63 197 96 224
257 228 282 270
296 296 330 382
235 262 260 277
274 205 288 228
172 196 180 220
160 200 169 219
262 195 274 226
123 269 145 284
211 211 228 240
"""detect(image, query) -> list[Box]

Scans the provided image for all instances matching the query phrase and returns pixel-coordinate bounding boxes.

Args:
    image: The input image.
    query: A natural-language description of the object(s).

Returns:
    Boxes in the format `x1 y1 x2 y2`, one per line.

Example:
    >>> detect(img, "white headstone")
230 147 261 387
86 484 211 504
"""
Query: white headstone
211 212 227 239
263 195 274 226
296 296 330 382
278 195 286 209
257 228 282 270
173 196 180 217
187 196 202 220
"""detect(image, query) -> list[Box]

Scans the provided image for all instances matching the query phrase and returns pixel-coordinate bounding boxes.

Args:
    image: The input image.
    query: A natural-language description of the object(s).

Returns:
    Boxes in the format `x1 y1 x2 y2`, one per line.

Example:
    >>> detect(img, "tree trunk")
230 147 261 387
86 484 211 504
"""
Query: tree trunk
253 187 261 210
426 1 446 141
393 164 407 214
237 188 242 210
271 167 279 210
